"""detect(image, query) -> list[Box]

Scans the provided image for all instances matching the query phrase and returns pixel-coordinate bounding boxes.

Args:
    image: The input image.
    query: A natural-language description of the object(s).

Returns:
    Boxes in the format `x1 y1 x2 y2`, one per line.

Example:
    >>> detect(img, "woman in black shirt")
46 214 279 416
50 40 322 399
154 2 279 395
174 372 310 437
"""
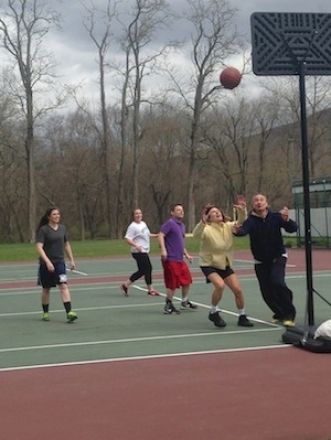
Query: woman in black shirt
36 207 78 322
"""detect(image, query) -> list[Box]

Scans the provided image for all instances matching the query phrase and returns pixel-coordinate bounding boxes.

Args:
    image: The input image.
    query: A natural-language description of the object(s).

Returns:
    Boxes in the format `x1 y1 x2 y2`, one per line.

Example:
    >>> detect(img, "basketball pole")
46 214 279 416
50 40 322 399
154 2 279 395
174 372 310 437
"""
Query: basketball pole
298 62 315 327
251 12 331 349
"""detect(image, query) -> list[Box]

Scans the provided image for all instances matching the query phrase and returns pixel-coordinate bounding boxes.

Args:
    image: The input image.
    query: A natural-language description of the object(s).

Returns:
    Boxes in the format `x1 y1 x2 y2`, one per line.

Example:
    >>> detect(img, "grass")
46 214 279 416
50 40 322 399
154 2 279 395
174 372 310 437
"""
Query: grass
0 236 251 262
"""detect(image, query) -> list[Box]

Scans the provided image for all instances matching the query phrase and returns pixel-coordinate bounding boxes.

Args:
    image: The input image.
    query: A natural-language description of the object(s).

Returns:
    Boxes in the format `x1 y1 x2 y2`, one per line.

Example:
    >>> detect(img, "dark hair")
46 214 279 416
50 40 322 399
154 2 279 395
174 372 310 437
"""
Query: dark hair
132 207 142 215
36 207 60 232
170 203 183 212
203 204 216 216
203 204 229 222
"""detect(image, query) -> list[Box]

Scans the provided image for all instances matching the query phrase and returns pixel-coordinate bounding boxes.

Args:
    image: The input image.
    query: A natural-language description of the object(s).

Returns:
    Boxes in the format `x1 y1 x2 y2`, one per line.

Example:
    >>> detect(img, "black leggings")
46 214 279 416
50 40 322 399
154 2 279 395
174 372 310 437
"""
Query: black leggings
130 253 152 285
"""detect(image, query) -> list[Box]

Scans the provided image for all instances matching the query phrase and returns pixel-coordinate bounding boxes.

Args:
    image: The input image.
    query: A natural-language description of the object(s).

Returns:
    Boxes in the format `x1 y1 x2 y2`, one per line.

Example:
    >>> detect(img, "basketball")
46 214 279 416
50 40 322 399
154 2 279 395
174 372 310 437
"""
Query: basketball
219 67 242 89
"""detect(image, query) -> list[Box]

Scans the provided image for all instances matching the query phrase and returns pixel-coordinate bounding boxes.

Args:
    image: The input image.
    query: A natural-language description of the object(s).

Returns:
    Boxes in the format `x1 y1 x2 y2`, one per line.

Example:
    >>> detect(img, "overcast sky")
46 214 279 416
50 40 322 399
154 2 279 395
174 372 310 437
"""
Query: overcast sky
1 0 330 109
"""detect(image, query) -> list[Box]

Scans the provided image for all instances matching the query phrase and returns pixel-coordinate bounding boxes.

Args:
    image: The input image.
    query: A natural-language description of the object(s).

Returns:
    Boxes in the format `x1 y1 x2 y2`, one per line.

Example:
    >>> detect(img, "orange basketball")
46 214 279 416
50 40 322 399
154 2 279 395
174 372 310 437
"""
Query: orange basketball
219 67 242 89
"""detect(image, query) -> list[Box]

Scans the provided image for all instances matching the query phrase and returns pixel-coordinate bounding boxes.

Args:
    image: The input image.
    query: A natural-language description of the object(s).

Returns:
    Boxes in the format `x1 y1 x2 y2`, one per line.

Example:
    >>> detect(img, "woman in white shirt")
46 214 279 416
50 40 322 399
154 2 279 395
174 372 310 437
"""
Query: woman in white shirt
121 208 159 296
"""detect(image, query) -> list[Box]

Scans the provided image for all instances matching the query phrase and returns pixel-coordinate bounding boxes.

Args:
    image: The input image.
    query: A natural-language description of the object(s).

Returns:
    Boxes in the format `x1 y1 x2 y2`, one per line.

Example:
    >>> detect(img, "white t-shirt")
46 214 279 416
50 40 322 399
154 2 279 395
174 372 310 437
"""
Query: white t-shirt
125 221 151 253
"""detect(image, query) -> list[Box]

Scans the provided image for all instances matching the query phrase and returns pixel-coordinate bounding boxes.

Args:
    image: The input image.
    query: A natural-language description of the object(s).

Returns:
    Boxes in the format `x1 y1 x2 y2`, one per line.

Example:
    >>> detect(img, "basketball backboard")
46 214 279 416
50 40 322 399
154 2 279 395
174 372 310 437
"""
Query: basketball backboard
251 12 331 75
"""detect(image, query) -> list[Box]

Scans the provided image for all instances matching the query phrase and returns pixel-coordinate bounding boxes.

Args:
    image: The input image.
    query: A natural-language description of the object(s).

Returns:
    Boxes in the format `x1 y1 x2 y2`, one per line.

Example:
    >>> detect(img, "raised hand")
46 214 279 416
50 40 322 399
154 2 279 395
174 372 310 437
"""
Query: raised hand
233 194 246 210
279 206 289 221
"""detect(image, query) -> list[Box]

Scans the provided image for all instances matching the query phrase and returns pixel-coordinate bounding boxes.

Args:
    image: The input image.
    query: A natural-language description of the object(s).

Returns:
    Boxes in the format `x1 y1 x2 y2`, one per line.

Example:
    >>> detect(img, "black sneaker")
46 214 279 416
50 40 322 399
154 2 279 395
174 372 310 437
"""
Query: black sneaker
208 311 227 328
181 300 198 310
238 314 254 327
163 301 181 315
171 304 181 315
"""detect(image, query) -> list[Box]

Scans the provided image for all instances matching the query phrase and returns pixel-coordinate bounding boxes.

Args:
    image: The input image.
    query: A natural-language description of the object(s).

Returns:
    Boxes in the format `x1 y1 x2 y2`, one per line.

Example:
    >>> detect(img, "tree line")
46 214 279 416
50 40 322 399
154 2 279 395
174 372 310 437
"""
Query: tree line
0 0 330 243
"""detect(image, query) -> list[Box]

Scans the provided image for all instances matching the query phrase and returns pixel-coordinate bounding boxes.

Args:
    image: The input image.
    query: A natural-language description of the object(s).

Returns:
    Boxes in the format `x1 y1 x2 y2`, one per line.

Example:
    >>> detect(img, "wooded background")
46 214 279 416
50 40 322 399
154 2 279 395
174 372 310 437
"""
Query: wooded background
0 0 330 242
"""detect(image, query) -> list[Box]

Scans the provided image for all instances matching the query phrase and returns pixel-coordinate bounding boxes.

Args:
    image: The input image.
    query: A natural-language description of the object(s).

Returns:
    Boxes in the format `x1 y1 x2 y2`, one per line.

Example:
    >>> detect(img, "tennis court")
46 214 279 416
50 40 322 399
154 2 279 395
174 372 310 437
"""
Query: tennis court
0 249 330 439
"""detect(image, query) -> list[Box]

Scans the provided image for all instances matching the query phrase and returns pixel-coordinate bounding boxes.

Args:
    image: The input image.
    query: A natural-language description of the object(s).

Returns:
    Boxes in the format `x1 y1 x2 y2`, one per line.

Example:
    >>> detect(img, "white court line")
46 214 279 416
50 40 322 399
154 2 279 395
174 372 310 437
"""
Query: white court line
0 283 138 295
67 268 88 276
133 285 280 328
0 344 291 373
0 302 161 317
234 258 297 268
0 288 279 328
0 279 294 371
1 270 331 295
0 263 328 372
0 327 281 354
0 271 134 283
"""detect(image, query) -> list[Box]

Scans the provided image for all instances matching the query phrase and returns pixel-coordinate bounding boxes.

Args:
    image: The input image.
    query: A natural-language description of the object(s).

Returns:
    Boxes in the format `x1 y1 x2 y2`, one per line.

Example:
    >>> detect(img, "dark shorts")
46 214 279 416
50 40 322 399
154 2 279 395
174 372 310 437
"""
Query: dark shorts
162 259 192 290
38 262 67 288
200 266 234 283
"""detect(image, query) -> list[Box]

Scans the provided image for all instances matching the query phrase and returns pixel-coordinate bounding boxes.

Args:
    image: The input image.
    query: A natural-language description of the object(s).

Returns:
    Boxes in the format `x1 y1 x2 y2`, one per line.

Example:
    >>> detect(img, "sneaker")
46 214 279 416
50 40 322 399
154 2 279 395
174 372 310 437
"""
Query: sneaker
208 311 226 328
163 302 172 314
120 284 128 296
282 319 295 327
181 300 198 310
171 304 181 315
238 314 254 327
67 311 78 322
163 301 181 315
148 289 160 296
42 312 50 321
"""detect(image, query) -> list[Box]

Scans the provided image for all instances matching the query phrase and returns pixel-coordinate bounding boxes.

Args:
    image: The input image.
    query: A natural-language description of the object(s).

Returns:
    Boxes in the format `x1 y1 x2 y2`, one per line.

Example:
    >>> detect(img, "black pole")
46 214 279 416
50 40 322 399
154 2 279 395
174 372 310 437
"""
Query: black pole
298 63 314 326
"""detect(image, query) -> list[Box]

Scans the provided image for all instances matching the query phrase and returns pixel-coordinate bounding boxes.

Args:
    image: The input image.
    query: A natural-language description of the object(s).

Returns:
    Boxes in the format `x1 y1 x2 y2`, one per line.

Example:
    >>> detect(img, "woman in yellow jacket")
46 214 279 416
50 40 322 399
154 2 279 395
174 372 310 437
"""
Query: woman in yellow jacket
193 203 253 328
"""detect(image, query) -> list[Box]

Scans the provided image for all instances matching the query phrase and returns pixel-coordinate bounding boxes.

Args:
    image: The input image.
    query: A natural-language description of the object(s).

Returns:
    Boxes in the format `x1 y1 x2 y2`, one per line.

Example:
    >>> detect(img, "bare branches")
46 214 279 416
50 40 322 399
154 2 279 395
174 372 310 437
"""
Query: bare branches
0 0 61 241
167 0 241 229
117 0 172 207
82 0 117 57
82 0 118 237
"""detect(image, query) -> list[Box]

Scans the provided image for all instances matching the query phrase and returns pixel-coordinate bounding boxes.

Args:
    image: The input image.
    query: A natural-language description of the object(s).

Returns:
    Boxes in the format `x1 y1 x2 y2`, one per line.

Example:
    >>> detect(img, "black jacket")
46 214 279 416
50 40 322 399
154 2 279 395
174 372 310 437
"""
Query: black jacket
236 210 298 262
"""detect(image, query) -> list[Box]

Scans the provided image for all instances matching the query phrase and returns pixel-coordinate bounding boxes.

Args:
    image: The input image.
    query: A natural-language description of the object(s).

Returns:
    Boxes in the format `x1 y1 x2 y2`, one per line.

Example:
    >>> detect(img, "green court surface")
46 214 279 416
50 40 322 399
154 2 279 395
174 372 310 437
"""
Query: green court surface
1 256 330 370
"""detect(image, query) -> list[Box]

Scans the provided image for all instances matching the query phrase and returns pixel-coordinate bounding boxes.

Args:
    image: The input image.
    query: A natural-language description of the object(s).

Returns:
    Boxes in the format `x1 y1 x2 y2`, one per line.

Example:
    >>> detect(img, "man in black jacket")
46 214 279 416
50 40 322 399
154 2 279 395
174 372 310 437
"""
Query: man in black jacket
235 194 298 327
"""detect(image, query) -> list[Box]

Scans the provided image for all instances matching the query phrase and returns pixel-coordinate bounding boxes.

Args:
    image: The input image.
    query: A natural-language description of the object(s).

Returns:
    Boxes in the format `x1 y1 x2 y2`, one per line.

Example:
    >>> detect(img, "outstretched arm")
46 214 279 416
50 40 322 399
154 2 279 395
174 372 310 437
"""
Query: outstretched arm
233 218 251 236
150 233 159 238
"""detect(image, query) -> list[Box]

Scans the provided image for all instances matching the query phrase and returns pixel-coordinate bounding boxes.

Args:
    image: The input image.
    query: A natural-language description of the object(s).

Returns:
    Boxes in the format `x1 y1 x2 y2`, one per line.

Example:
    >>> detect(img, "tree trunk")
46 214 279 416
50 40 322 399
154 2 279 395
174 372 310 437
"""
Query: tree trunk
116 46 130 237
26 87 36 243
99 51 112 237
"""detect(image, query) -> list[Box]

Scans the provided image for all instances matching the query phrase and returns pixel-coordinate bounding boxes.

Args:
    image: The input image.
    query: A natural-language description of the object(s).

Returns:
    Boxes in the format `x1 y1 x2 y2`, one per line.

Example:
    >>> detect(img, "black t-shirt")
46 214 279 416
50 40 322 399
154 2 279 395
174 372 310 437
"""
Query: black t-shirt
36 224 67 264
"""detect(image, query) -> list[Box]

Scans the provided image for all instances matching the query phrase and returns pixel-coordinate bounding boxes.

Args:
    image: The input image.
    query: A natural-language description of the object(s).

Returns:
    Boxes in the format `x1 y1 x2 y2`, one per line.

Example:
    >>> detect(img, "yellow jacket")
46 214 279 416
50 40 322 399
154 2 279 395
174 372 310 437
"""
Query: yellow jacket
192 221 236 269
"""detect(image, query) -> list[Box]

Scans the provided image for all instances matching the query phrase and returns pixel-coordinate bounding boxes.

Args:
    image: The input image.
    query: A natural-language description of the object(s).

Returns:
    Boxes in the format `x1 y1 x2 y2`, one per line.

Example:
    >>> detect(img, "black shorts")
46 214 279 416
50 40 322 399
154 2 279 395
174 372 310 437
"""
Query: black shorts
38 262 67 288
200 266 234 283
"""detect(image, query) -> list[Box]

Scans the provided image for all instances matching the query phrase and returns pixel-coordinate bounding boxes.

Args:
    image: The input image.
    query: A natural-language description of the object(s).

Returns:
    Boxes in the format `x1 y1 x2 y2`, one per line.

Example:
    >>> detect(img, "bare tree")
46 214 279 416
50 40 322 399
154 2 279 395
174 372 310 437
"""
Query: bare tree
266 76 331 181
305 77 331 178
252 98 280 191
0 0 60 241
39 109 104 239
203 127 236 206
0 125 26 241
119 0 171 209
83 0 117 237
115 33 133 237
169 0 240 230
